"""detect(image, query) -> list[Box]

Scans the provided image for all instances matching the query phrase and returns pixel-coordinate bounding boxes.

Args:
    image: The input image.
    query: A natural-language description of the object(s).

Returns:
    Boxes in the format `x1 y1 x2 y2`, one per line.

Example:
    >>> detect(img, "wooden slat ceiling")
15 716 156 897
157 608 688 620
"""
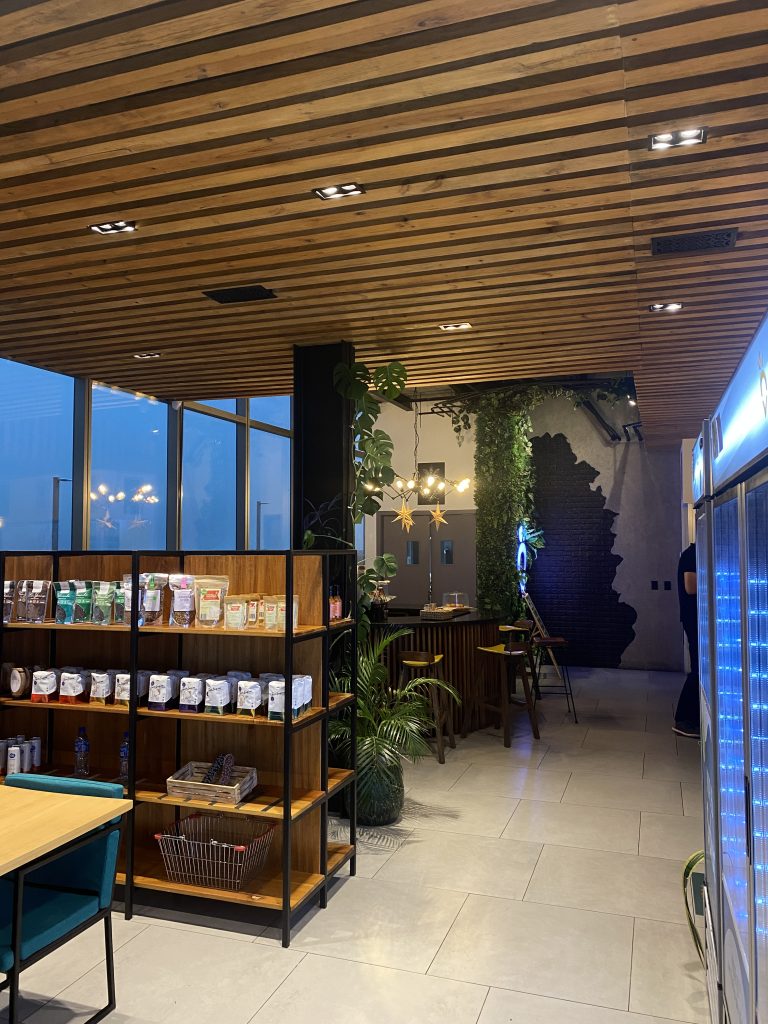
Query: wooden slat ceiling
1 0 766 444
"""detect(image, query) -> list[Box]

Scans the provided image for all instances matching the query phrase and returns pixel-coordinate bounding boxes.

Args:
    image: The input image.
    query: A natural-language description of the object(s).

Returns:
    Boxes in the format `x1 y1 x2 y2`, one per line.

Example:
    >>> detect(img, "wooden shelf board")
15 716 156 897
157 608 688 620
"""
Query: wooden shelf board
139 624 324 638
137 706 325 727
128 845 322 910
328 692 354 712
3 622 129 632
329 618 354 631
0 697 127 715
327 843 354 876
135 783 324 821
327 767 354 796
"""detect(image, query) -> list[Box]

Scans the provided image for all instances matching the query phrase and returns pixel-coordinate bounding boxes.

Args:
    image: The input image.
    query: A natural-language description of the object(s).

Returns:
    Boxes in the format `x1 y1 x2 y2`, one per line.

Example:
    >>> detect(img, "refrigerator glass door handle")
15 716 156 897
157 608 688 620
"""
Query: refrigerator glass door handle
745 775 753 862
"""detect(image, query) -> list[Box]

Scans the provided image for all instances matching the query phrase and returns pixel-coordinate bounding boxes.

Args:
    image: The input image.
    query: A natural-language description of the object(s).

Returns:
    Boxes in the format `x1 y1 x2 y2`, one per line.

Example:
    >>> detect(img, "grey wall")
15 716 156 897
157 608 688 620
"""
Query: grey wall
529 397 683 671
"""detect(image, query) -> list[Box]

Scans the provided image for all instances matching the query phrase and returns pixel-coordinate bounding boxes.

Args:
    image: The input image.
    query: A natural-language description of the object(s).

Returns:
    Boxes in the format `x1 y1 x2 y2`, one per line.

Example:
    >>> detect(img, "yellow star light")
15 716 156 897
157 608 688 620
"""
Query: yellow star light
430 504 447 530
393 497 414 533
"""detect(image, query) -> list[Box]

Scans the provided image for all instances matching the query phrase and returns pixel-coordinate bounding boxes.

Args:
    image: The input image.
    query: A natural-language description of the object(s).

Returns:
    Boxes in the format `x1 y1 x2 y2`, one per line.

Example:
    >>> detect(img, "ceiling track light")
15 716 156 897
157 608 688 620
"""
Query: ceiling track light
312 182 366 200
648 128 707 151
649 302 684 313
438 322 472 332
89 220 137 234
133 352 161 360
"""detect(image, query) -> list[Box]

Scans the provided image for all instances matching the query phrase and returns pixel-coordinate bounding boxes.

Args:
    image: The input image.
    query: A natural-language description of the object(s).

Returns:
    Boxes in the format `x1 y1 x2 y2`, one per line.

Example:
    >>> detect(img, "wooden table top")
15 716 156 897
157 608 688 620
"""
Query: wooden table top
0 786 131 875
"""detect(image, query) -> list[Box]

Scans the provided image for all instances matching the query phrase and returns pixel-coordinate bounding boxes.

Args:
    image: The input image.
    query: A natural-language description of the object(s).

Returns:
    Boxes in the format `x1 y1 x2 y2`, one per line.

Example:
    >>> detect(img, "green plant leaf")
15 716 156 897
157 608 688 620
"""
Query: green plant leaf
371 361 407 400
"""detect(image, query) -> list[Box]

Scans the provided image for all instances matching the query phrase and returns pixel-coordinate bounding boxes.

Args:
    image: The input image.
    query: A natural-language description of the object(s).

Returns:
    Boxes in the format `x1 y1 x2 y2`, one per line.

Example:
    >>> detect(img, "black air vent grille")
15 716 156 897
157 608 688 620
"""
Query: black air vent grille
203 285 276 303
651 228 738 256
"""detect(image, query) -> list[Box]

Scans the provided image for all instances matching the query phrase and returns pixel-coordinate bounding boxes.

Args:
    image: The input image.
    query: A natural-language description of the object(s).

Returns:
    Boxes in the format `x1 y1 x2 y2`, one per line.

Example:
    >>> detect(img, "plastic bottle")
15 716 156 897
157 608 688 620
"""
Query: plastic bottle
119 732 130 782
333 586 343 621
74 726 90 777
329 587 337 622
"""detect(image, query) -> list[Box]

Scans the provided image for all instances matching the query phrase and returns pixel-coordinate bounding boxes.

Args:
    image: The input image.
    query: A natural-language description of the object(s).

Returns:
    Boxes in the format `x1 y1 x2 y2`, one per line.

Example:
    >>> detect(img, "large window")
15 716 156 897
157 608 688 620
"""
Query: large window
90 386 167 550
249 430 290 549
197 399 237 413
0 360 74 550
182 410 236 549
250 396 291 430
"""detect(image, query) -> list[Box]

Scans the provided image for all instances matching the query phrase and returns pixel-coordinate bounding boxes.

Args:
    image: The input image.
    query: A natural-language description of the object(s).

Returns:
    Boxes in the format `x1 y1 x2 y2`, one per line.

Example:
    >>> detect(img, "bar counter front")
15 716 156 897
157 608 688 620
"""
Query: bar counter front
378 612 501 730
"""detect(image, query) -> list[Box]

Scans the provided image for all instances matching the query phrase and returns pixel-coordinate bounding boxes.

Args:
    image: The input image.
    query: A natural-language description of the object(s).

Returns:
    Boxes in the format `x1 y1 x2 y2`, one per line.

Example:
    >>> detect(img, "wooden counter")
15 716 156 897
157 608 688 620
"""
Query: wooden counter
375 614 501 731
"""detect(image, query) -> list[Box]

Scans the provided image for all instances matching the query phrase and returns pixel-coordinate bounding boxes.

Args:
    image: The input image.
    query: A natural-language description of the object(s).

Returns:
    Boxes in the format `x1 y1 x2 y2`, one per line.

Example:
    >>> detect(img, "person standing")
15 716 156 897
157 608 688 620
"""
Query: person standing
674 541 699 738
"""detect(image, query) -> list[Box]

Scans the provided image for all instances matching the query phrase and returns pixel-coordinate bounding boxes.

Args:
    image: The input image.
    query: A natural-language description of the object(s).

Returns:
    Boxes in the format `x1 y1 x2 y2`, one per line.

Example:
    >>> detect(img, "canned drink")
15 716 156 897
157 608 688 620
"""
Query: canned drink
20 741 32 772
0 738 7 774
30 736 42 769
15 735 24 745
6 745 21 775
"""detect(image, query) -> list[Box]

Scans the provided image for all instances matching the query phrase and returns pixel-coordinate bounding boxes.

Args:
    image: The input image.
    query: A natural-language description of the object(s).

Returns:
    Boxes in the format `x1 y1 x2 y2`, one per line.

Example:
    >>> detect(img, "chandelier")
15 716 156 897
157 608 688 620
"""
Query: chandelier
363 403 470 533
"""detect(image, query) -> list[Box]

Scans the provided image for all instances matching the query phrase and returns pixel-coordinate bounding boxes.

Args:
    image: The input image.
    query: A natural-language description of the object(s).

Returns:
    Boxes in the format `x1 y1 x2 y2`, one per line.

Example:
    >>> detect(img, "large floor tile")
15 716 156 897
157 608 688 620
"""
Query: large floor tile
502 800 639 854
403 759 471 792
630 918 708 1022
525 844 685 924
375 828 542 899
639 812 704 862
24 924 303 1024
451 732 550 768
398 786 519 837
583 726 677 755
478 987 682 1023
251 952 487 1024
429 894 633 1010
449 763 570 803
562 773 684 814
539 747 644 779
259 876 466 972
137 902 266 940
578 712 647 732
643 750 702 785
645 710 676 734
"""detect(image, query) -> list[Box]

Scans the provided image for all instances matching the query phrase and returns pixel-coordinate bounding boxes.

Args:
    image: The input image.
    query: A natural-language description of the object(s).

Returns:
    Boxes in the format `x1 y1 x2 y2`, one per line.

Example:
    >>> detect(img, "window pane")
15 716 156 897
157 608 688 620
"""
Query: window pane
0 360 73 550
195 399 237 413
90 386 166 550
249 429 290 549
182 410 236 549
250 396 291 429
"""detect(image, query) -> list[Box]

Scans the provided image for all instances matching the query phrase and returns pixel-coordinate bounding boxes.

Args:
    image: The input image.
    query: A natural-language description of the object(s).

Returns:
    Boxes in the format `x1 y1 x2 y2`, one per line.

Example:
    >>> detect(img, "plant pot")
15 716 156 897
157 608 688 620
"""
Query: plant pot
348 763 404 827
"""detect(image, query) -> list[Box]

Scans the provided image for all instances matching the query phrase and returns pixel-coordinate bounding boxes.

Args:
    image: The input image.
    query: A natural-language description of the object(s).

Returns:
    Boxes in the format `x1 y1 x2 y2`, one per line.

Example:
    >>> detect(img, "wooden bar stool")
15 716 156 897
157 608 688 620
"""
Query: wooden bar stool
398 650 456 764
499 621 540 698
462 643 540 746
532 635 578 722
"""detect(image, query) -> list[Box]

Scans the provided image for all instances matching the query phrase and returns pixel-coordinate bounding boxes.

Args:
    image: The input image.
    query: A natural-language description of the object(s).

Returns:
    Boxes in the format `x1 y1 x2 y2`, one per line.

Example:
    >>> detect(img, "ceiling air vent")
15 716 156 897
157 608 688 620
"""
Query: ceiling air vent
203 284 276 303
651 228 738 256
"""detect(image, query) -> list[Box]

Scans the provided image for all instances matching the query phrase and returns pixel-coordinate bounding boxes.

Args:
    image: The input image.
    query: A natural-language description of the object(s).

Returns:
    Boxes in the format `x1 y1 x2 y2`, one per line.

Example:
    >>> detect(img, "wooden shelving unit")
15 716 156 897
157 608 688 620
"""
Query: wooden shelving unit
0 548 357 947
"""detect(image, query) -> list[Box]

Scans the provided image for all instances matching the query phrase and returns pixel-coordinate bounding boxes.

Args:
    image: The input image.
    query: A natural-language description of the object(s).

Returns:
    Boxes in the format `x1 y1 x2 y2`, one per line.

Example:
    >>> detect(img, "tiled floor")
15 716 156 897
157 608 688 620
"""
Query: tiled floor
1 667 707 1024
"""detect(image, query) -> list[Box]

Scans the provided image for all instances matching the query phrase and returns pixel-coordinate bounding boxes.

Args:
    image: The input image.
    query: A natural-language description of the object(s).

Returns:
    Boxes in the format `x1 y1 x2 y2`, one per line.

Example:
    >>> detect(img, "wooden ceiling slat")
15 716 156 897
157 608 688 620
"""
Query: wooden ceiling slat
0 1 765 439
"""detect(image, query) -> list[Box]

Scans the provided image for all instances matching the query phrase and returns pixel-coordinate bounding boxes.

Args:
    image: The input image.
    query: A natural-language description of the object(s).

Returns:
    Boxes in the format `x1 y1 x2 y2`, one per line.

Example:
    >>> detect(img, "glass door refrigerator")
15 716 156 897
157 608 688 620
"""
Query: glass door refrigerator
701 307 768 1024
693 425 724 1024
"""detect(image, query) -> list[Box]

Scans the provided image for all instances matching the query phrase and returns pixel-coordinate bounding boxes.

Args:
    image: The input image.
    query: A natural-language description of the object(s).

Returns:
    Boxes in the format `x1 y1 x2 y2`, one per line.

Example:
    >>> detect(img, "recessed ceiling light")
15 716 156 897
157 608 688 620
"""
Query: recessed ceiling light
133 352 161 360
312 182 366 200
438 322 472 331
648 302 684 313
649 128 707 151
89 220 137 234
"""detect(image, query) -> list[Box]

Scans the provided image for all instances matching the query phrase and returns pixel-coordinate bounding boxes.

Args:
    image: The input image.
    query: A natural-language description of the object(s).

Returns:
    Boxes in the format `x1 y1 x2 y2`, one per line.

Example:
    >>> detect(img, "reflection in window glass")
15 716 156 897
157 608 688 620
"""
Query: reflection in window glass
90 386 167 550
182 411 236 549
250 396 291 429
195 399 237 413
0 360 74 550
249 430 290 549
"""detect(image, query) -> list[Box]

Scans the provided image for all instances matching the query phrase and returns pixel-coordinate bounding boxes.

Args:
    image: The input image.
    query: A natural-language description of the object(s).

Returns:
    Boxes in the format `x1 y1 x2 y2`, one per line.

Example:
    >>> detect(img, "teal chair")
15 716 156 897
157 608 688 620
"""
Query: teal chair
0 776 125 1024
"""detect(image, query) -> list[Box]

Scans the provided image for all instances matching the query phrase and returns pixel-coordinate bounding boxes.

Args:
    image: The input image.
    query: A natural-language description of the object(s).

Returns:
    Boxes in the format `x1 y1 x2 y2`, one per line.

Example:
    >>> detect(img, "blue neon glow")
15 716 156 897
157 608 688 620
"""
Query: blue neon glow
714 497 749 959
698 512 711 711
747 481 768 1010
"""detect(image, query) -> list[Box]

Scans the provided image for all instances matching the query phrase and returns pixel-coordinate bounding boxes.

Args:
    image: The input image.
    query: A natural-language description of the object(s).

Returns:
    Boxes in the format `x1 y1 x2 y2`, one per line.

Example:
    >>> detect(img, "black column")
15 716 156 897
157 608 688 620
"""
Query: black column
292 342 355 549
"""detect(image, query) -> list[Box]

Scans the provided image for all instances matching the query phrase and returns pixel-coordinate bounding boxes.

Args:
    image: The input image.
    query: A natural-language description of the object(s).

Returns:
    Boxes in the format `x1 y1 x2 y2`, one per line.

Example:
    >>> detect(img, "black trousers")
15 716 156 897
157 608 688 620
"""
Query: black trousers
675 619 700 725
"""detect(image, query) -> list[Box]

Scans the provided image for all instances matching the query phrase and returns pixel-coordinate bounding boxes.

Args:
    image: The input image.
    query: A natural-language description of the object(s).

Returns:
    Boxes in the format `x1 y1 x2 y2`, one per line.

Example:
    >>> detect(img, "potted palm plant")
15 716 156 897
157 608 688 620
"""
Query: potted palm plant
330 625 459 826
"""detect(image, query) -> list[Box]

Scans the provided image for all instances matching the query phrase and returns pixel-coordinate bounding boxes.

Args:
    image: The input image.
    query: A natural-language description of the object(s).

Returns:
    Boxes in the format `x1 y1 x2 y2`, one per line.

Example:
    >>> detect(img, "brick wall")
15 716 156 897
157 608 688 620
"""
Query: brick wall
529 432 637 667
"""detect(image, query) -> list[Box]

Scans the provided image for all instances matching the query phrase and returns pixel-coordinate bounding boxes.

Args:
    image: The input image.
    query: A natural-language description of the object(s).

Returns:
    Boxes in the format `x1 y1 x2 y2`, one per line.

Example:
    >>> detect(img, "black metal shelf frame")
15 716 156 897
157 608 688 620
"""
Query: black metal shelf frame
0 547 358 948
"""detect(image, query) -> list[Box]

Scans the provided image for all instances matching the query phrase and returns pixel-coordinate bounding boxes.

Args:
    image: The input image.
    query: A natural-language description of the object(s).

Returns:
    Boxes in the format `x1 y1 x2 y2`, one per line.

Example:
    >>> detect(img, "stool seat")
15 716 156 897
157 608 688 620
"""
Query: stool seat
402 653 444 668
479 643 527 657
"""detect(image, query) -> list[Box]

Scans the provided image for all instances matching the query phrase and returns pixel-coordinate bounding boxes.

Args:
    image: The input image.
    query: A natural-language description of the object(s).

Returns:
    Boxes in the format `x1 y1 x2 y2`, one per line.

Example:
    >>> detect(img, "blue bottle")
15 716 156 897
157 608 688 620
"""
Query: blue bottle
74 726 90 777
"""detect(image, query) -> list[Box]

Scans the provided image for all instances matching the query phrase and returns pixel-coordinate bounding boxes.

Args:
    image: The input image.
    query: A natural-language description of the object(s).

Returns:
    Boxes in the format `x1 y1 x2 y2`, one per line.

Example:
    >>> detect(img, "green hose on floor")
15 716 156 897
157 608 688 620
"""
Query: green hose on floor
683 849 706 966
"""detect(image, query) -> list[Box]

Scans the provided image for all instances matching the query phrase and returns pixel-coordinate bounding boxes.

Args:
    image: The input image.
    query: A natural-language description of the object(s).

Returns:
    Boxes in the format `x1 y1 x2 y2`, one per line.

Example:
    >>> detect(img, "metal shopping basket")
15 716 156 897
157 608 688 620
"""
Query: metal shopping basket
154 813 276 891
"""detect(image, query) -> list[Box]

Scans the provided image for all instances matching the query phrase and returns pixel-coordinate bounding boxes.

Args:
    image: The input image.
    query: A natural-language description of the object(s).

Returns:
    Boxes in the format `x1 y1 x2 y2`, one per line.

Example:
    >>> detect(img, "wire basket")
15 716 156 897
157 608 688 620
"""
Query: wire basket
154 813 276 891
